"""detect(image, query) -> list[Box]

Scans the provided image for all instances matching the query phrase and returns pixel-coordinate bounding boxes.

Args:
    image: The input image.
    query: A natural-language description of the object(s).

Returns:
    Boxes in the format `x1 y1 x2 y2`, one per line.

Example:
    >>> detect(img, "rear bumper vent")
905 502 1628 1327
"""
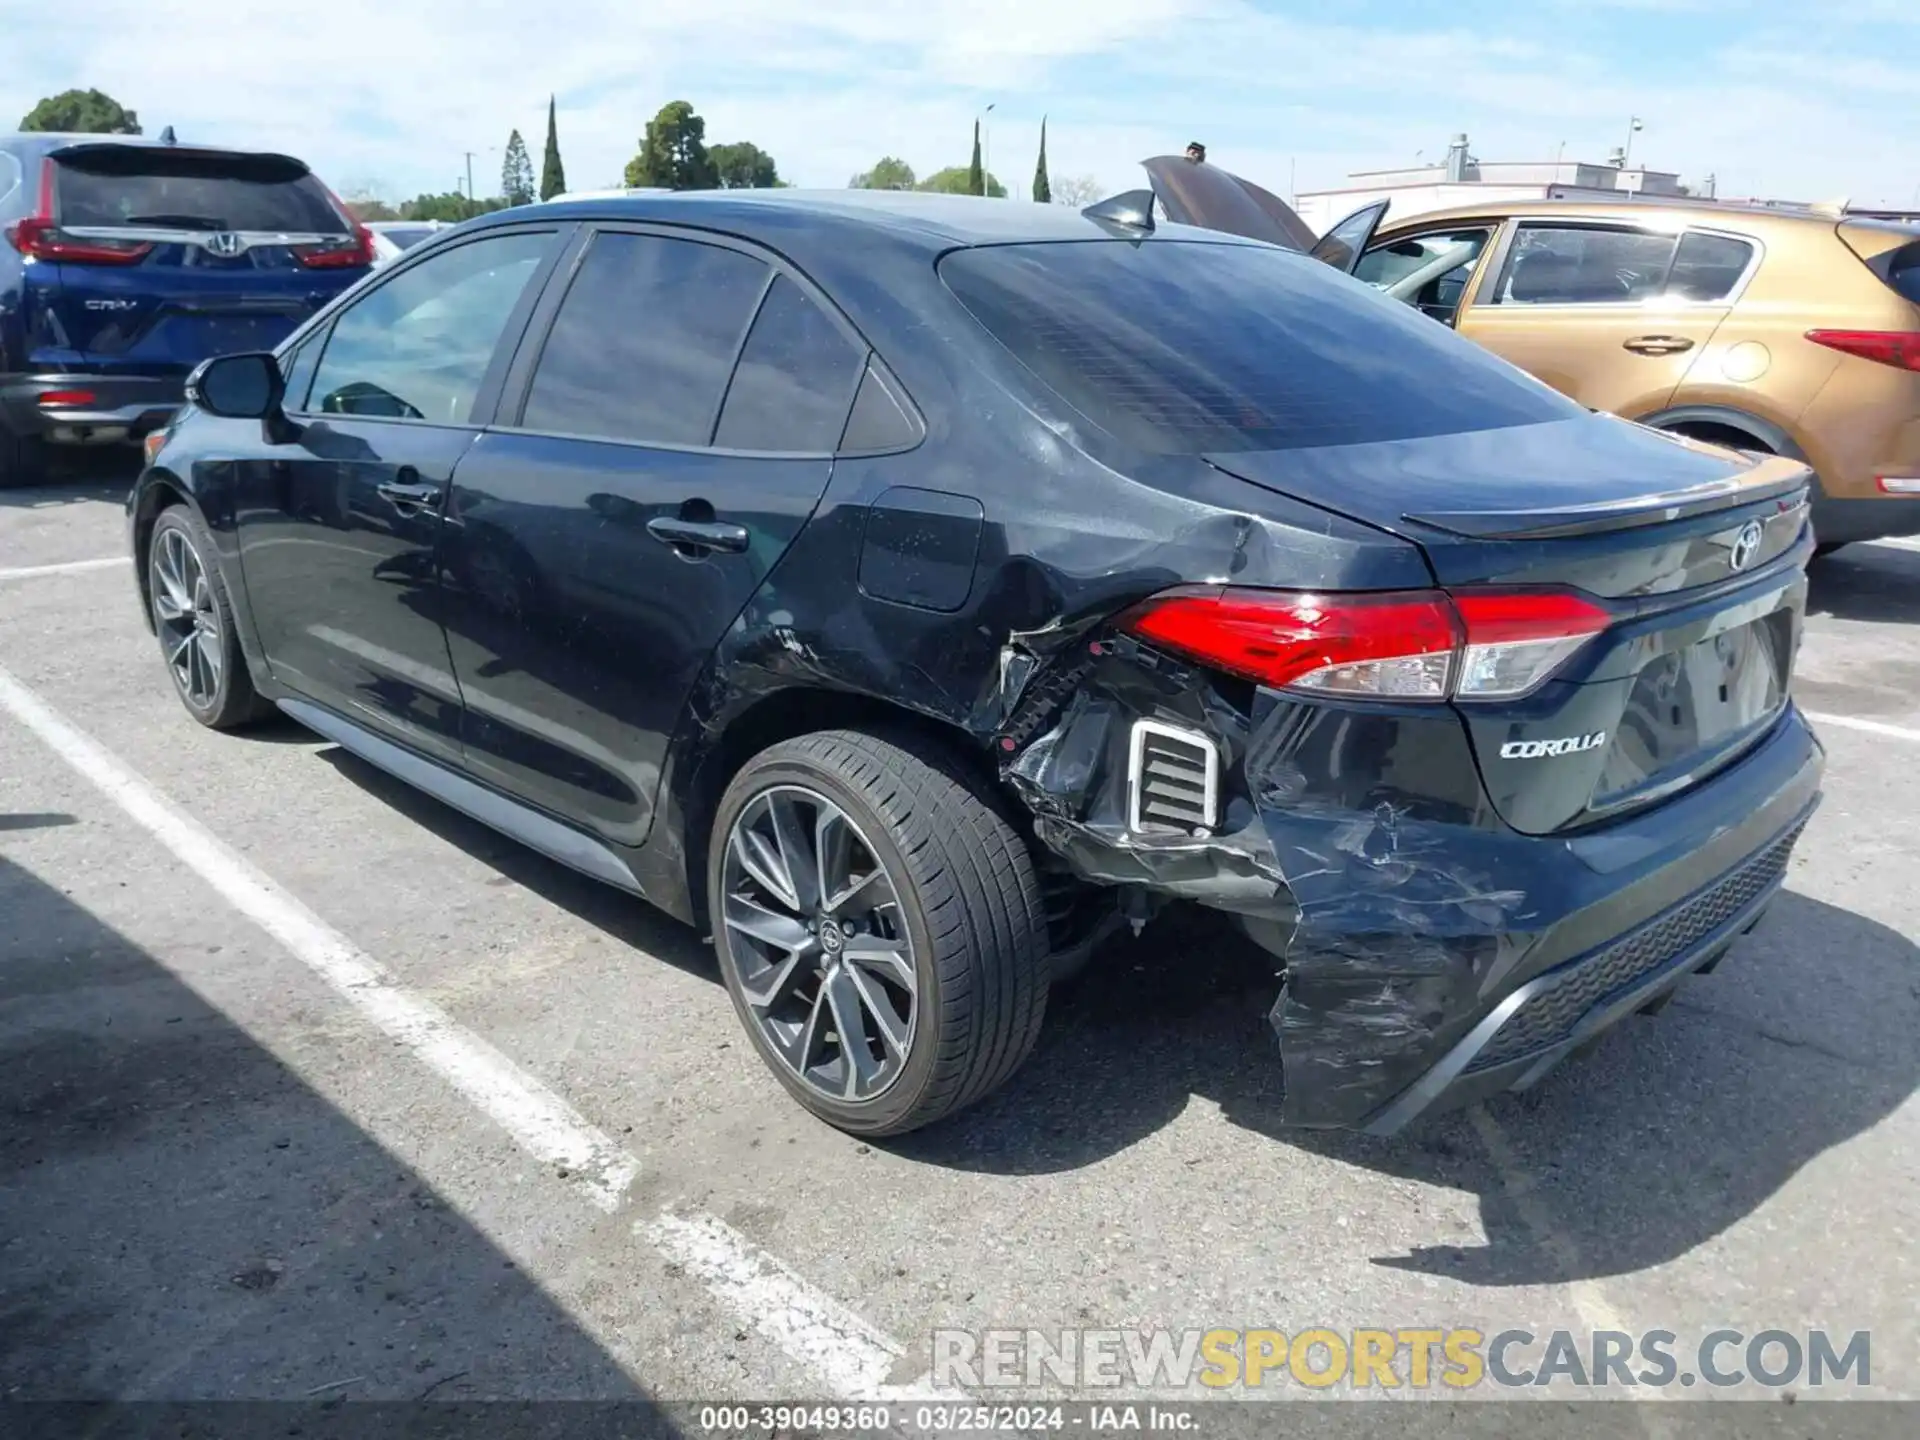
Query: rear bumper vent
1127 720 1219 836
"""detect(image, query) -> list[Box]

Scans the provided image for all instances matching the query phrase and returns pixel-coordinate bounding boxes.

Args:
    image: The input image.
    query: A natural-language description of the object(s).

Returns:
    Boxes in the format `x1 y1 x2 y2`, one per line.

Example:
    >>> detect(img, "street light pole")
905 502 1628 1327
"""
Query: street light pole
982 103 996 196
464 152 476 202
1622 117 1643 171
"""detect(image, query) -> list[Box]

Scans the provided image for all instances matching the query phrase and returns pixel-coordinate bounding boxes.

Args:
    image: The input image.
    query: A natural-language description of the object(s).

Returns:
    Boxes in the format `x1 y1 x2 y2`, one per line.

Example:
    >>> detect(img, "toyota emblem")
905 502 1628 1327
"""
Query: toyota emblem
203 232 244 258
1729 520 1764 572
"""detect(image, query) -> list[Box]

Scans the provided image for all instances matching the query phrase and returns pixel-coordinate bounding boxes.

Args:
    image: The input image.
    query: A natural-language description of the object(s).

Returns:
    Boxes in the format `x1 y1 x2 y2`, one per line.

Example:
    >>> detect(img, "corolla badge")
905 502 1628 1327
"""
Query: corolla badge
1728 520 1764 572
1501 731 1607 760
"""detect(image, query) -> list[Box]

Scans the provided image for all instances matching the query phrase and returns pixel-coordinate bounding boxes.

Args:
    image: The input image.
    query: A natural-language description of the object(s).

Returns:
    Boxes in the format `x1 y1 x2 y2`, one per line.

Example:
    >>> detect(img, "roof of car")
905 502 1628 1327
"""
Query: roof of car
471 187 1253 255
1378 193 1844 235
2 132 174 155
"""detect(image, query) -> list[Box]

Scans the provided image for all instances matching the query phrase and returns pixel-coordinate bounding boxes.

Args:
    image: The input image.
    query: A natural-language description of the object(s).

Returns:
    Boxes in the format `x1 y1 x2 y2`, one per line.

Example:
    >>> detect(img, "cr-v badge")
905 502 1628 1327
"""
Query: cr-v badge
1501 732 1606 759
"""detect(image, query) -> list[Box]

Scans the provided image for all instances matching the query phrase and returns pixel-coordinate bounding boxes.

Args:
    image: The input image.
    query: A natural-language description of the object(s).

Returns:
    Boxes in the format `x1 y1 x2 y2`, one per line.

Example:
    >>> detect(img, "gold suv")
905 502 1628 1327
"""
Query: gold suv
1325 197 1920 552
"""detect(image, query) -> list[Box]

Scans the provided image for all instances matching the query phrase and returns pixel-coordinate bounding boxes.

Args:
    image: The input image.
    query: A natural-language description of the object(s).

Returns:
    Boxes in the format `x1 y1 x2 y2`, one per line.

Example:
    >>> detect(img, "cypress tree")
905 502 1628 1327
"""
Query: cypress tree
539 96 567 201
1032 117 1051 203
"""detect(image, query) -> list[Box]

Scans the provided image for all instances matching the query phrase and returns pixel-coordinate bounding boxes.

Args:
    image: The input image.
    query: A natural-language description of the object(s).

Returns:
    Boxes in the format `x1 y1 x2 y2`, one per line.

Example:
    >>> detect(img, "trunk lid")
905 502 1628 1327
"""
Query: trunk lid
1207 415 1815 833
23 143 367 375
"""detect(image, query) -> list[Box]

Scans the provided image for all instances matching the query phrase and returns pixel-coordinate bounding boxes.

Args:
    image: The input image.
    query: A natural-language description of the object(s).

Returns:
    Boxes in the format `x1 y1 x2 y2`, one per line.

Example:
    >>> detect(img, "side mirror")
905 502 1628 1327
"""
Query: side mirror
185 352 284 420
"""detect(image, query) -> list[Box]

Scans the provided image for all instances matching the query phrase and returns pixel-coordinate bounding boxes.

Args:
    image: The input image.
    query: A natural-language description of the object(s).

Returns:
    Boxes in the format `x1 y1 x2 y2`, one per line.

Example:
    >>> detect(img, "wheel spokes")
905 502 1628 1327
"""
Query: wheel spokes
845 964 911 1061
823 968 883 1098
773 986 831 1075
724 893 810 952
721 783 920 1106
767 792 822 913
733 825 800 913
844 930 914 992
194 627 222 693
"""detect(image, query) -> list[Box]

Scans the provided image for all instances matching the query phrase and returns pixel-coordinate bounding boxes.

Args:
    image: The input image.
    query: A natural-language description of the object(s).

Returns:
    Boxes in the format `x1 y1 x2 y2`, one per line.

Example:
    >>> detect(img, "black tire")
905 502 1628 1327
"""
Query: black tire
146 505 274 729
708 729 1050 1137
1813 542 1845 559
0 426 47 490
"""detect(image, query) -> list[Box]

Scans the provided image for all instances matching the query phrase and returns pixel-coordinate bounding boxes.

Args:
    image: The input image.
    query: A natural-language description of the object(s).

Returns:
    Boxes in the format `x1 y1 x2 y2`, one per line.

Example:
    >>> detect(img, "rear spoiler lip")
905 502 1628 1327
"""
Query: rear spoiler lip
46 142 312 183
1402 463 1814 540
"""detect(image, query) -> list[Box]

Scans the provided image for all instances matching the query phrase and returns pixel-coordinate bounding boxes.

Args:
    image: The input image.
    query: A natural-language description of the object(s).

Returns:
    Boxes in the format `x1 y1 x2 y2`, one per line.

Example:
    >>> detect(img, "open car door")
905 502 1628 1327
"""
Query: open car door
1306 199 1390 274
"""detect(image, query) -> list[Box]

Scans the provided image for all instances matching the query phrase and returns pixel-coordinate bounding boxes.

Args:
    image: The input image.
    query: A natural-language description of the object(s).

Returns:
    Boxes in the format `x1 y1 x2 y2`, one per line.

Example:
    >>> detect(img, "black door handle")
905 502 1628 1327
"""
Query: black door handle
647 516 750 554
377 476 443 512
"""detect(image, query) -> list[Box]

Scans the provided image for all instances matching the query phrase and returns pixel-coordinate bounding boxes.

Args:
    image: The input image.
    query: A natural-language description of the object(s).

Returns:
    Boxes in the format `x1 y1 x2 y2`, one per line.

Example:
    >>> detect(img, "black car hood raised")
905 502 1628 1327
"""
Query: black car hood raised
1141 156 1317 251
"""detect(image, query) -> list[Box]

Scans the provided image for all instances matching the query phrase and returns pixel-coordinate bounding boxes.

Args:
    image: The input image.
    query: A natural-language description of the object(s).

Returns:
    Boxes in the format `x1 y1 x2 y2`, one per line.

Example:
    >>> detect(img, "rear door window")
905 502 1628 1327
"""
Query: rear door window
1490 224 1678 305
1667 231 1756 301
308 232 553 423
520 231 769 447
714 276 867 453
939 238 1573 455
53 151 347 234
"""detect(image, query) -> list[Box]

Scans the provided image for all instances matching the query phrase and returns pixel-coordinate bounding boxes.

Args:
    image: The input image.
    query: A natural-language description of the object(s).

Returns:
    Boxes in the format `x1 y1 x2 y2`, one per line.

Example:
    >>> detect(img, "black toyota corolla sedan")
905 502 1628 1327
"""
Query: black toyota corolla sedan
127 186 1824 1137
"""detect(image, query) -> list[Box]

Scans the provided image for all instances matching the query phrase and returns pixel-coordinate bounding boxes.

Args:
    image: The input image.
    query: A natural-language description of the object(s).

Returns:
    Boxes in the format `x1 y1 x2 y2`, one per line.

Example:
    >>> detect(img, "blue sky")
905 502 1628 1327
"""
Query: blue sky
5 0 1916 209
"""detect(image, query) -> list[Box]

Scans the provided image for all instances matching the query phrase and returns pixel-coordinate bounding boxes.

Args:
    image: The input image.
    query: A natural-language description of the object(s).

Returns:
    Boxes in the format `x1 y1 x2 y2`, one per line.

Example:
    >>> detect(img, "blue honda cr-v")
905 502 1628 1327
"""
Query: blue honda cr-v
0 130 372 487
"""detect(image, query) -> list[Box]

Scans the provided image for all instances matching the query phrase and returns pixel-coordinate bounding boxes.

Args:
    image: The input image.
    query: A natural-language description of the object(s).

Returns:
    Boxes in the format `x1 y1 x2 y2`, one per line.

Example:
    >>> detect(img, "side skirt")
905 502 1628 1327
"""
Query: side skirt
278 697 645 897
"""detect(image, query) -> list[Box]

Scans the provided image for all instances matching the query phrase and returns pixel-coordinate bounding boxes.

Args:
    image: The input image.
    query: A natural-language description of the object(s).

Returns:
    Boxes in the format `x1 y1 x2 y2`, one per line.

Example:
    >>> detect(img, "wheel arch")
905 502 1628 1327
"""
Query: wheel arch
128 470 196 633
670 685 1007 930
1636 404 1809 461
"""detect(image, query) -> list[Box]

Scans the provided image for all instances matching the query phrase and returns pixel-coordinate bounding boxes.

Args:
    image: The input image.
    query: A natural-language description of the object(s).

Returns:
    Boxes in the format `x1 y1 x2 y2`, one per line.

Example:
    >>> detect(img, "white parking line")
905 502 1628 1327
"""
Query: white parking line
0 556 131 582
0 660 639 1212
1804 712 1920 744
643 1213 941 1402
0 660 937 1402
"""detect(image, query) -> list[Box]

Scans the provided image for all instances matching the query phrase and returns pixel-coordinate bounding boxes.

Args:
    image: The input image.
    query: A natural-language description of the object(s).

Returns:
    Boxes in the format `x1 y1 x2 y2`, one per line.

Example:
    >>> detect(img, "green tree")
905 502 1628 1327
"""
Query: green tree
401 192 509 223
967 120 984 197
850 157 916 190
624 100 718 190
19 88 140 134
501 129 536 206
539 96 567 200
708 140 780 189
344 197 400 222
1032 117 1052 203
919 166 1006 198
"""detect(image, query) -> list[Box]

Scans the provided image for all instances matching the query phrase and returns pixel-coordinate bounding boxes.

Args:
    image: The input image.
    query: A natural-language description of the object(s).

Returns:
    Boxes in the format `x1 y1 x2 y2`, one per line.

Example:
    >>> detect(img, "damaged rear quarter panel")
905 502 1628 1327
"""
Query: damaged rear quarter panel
649 273 1563 1130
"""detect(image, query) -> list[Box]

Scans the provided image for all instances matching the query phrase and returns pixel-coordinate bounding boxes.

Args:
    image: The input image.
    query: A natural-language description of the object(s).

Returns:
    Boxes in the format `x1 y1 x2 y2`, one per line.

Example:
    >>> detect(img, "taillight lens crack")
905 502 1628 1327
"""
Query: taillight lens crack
1123 586 1610 703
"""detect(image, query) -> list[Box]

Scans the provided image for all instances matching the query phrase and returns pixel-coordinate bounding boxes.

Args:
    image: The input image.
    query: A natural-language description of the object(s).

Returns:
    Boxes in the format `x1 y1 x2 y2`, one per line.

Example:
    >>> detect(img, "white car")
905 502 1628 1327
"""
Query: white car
550 187 673 202
365 220 450 267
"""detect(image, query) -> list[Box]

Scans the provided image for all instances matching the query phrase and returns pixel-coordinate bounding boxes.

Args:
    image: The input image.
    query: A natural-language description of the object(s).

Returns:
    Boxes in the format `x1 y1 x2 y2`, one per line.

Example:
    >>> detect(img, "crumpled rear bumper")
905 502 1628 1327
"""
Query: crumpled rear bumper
999 632 1825 1132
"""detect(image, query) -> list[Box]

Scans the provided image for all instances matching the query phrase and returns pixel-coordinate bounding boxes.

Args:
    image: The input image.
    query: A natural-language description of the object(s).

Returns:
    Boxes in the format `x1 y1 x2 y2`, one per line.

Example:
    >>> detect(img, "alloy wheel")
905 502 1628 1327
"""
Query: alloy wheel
721 785 919 1103
151 526 223 709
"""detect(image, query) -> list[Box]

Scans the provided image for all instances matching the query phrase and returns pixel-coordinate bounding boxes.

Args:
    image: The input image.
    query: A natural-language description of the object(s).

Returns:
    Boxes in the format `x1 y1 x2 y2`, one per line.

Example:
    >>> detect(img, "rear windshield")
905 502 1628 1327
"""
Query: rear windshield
55 154 346 234
939 240 1576 454
380 226 436 250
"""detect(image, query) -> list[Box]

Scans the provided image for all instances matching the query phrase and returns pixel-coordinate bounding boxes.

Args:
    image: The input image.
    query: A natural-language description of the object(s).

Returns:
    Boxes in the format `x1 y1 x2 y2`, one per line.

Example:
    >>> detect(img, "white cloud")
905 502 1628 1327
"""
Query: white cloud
2 0 1914 208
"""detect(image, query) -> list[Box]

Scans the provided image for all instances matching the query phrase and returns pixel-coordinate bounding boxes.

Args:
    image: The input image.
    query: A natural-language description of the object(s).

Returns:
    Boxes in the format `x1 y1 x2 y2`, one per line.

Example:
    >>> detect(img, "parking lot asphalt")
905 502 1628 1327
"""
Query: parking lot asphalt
3 468 1916 1417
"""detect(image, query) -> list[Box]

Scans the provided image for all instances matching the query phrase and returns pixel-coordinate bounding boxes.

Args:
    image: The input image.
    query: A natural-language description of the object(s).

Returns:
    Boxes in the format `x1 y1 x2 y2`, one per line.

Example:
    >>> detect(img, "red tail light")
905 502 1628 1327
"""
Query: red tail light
294 225 374 268
296 183 375 268
1806 329 1920 372
36 390 98 407
4 161 151 265
1123 586 1611 702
